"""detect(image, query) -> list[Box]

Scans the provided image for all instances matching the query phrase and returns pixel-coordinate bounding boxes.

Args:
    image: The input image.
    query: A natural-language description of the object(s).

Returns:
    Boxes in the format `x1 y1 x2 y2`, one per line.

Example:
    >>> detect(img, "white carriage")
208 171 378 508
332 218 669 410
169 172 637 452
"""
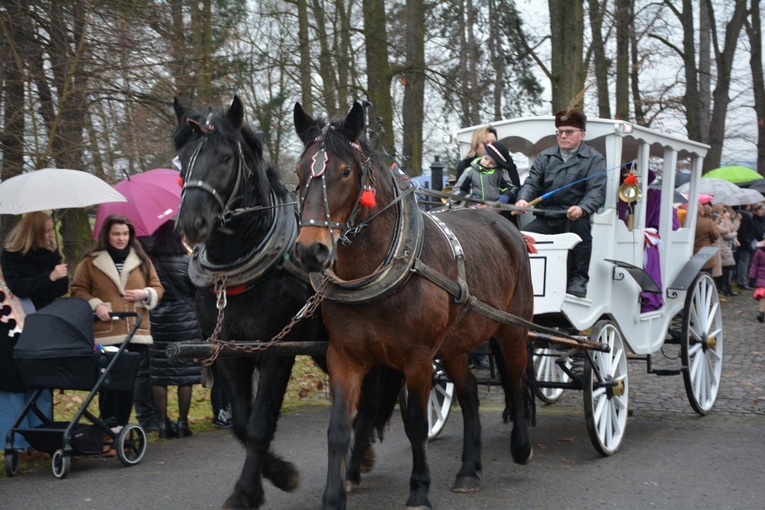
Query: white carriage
428 117 723 455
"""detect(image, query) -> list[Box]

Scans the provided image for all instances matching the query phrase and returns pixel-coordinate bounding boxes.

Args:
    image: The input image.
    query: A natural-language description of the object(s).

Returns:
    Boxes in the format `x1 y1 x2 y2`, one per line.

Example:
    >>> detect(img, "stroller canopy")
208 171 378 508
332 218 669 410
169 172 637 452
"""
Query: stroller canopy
15 297 95 360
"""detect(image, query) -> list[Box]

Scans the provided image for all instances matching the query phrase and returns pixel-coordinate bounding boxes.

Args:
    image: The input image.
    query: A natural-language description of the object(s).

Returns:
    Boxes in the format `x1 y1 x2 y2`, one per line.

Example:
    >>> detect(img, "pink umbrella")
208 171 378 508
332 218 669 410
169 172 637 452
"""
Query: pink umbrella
93 168 182 238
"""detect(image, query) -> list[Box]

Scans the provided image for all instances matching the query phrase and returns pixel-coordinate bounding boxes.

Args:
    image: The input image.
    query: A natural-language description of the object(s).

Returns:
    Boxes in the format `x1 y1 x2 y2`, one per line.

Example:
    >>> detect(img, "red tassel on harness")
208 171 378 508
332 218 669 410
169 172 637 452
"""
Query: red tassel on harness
360 187 376 208
624 172 638 186
178 177 183 186
523 234 538 254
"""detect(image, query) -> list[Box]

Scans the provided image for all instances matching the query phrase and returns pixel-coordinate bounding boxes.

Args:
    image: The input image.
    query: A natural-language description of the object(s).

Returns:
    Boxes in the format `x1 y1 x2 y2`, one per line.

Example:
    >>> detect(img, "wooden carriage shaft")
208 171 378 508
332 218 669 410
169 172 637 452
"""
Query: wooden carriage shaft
166 332 607 360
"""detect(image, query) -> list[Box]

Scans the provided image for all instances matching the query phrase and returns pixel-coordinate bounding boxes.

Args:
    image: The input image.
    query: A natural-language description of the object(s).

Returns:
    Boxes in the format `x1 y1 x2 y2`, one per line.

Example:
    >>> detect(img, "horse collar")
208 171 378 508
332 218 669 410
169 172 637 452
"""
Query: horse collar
188 189 300 288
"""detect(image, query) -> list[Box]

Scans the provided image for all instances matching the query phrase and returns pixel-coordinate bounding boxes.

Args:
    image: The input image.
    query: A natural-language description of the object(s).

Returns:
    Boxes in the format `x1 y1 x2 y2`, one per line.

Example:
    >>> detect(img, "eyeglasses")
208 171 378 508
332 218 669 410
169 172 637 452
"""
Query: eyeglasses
555 129 583 136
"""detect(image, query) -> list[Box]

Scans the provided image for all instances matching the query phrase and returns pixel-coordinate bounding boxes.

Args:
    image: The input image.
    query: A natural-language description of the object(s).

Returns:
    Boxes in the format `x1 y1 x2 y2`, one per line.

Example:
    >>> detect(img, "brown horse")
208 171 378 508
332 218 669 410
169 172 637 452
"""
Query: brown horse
293 102 535 510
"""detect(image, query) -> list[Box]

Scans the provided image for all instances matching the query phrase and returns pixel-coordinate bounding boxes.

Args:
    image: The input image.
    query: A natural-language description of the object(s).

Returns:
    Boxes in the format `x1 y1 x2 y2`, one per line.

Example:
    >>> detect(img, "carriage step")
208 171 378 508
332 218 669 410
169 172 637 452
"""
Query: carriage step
650 368 682 376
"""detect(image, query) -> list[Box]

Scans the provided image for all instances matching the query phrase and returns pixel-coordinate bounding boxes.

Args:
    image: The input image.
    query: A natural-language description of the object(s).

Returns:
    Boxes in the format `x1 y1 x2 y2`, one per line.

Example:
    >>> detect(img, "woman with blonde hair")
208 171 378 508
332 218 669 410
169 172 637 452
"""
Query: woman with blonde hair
715 204 739 295
0 211 69 461
455 125 498 181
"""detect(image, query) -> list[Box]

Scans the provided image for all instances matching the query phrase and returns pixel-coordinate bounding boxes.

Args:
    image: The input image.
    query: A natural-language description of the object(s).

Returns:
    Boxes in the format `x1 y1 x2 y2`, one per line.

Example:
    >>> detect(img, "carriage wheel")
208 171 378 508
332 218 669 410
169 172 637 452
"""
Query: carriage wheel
116 424 147 466
5 449 19 477
532 347 571 404
681 273 723 415
51 449 70 479
583 320 629 456
398 361 454 441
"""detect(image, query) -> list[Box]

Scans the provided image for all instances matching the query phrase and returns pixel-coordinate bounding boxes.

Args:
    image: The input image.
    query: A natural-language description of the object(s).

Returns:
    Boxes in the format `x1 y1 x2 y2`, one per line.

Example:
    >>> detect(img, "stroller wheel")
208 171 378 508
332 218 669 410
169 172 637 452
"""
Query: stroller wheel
116 424 147 466
5 449 19 477
51 449 70 479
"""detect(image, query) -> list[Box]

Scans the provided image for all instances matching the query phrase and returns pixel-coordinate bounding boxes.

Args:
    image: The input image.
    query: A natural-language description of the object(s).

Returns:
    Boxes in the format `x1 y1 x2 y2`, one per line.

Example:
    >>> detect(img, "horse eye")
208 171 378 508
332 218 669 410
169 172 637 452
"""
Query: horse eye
341 168 351 178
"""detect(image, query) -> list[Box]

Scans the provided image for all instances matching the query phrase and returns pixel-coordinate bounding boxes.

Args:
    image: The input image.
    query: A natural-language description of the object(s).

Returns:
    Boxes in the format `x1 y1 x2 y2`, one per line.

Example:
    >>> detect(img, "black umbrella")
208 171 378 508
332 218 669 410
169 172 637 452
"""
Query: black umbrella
739 179 765 194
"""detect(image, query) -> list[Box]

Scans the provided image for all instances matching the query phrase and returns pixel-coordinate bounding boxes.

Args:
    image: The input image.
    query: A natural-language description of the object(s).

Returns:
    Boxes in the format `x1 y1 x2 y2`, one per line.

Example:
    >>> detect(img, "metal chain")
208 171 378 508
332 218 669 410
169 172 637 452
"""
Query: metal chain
199 275 329 366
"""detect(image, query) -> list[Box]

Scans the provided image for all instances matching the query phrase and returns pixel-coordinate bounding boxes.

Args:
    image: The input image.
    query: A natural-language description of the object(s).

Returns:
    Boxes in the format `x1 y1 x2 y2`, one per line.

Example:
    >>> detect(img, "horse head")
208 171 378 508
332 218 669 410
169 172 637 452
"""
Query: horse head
172 95 265 245
293 101 384 273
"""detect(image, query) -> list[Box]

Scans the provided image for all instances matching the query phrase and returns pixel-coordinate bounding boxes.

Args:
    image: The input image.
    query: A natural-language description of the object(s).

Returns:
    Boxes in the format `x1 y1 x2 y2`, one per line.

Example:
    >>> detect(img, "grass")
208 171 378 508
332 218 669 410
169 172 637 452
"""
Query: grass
0 356 328 477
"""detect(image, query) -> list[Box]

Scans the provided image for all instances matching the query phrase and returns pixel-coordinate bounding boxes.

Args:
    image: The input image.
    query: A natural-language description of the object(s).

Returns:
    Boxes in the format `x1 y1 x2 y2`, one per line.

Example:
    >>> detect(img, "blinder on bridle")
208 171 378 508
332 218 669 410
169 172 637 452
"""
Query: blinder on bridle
298 133 374 245
177 115 252 227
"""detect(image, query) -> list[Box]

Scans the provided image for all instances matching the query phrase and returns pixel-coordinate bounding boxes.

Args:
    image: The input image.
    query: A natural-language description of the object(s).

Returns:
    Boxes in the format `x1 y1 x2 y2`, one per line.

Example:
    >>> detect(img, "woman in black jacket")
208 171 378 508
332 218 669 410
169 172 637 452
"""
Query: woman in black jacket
148 221 202 438
0 212 69 459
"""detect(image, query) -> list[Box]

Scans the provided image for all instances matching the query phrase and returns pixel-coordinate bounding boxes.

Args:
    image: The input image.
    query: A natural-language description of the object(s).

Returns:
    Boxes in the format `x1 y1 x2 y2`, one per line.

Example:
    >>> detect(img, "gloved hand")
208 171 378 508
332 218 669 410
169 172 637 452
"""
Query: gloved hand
496 195 511 204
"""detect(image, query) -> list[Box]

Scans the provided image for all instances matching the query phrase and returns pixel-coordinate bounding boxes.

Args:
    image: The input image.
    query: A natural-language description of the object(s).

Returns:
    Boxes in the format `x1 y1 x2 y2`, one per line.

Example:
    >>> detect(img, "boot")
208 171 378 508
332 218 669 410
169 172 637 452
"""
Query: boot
567 245 591 298
757 312 764 323
158 418 176 439
176 419 192 438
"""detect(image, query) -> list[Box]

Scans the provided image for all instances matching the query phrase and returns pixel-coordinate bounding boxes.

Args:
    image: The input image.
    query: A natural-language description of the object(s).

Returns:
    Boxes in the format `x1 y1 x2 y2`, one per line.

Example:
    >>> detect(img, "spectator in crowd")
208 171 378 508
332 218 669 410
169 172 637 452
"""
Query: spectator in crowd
148 221 202 439
0 212 69 462
70 214 163 456
694 204 721 276
514 109 607 297
714 204 739 296
735 204 765 290
749 239 765 322
210 363 232 428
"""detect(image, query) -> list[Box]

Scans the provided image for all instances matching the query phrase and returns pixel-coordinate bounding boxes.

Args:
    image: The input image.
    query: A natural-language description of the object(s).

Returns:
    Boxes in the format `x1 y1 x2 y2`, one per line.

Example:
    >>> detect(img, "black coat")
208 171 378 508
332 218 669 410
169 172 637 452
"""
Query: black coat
148 254 202 387
516 142 607 225
0 248 69 392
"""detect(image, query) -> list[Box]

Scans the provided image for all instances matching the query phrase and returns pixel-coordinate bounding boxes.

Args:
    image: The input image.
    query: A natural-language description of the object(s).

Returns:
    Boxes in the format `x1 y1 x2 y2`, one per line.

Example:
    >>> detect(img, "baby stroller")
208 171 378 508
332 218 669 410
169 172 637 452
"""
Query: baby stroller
5 297 147 478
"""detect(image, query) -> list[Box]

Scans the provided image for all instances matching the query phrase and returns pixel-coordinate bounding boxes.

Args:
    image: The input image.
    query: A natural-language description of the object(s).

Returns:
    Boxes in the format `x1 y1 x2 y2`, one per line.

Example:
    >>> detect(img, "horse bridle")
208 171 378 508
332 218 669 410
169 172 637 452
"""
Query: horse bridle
298 134 375 245
178 118 252 226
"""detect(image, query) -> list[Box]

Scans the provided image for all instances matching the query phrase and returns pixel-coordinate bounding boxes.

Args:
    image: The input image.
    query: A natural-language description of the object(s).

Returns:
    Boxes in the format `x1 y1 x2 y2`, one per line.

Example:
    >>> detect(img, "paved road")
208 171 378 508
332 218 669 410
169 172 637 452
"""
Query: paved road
2 293 764 509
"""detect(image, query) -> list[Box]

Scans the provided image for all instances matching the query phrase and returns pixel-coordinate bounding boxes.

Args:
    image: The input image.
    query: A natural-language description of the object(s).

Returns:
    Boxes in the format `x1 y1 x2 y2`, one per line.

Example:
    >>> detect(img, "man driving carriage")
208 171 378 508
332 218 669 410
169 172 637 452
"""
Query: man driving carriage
513 110 607 298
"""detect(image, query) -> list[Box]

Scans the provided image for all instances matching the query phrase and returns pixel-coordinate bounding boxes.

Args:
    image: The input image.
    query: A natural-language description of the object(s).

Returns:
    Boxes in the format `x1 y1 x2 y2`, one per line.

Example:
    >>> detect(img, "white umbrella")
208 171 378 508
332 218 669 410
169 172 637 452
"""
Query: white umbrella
676 177 744 197
0 168 126 215
711 187 765 206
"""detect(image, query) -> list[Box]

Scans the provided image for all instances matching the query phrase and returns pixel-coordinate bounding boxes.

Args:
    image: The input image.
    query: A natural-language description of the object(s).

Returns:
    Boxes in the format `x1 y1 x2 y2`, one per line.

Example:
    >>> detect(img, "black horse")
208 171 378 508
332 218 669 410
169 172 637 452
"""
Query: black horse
171 96 402 509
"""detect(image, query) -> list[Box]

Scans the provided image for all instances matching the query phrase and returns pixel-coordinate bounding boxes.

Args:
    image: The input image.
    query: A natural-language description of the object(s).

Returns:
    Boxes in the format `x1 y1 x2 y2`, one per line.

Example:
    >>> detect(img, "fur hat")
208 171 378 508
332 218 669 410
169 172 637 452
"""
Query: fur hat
555 109 587 131
485 141 513 170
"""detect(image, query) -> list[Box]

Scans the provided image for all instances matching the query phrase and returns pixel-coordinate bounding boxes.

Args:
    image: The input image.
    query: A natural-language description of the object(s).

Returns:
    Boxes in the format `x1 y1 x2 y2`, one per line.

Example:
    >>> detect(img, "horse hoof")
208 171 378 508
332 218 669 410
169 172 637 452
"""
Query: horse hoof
451 476 481 493
512 446 533 465
346 480 356 493
360 444 376 473
265 459 300 492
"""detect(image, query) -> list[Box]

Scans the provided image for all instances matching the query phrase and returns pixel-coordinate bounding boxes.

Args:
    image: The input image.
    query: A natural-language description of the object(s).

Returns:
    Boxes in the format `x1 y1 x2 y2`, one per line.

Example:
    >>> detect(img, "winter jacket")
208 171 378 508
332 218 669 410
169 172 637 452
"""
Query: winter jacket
148 253 202 387
454 161 518 203
715 217 738 268
749 248 765 289
694 215 720 272
0 248 69 392
70 249 164 345
516 142 607 224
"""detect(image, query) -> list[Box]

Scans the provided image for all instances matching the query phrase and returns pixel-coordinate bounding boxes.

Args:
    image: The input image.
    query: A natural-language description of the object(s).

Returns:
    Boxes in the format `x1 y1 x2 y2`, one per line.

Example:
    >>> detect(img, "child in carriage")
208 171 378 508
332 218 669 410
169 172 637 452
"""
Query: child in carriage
453 141 518 206
748 239 765 322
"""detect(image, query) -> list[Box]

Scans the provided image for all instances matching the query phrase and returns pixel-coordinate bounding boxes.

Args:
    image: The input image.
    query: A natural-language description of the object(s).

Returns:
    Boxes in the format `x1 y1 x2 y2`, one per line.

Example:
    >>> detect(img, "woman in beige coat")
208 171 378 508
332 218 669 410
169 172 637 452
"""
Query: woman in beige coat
71 215 164 444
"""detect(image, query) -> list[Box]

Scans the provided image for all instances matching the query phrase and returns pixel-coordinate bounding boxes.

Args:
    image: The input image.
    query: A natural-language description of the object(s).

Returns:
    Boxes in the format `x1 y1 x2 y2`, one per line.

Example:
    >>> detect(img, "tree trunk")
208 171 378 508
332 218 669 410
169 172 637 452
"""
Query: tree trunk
548 0 585 111
362 0 393 152
703 0 747 170
615 0 630 120
698 0 712 143
746 0 765 175
311 0 338 116
401 0 425 175
296 0 313 113
588 0 611 119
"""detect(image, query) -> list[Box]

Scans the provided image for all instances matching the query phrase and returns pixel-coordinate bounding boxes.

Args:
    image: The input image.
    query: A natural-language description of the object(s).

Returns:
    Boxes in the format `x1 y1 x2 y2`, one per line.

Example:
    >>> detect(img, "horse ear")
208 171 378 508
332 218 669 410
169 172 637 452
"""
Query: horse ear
173 97 186 123
342 102 365 142
294 102 315 145
226 96 244 130
186 118 206 135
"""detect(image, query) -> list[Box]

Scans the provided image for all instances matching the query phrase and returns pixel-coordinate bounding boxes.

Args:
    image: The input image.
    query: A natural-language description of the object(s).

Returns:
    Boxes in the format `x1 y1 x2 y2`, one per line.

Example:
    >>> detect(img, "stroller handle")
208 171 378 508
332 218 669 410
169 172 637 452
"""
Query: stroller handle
108 311 142 327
